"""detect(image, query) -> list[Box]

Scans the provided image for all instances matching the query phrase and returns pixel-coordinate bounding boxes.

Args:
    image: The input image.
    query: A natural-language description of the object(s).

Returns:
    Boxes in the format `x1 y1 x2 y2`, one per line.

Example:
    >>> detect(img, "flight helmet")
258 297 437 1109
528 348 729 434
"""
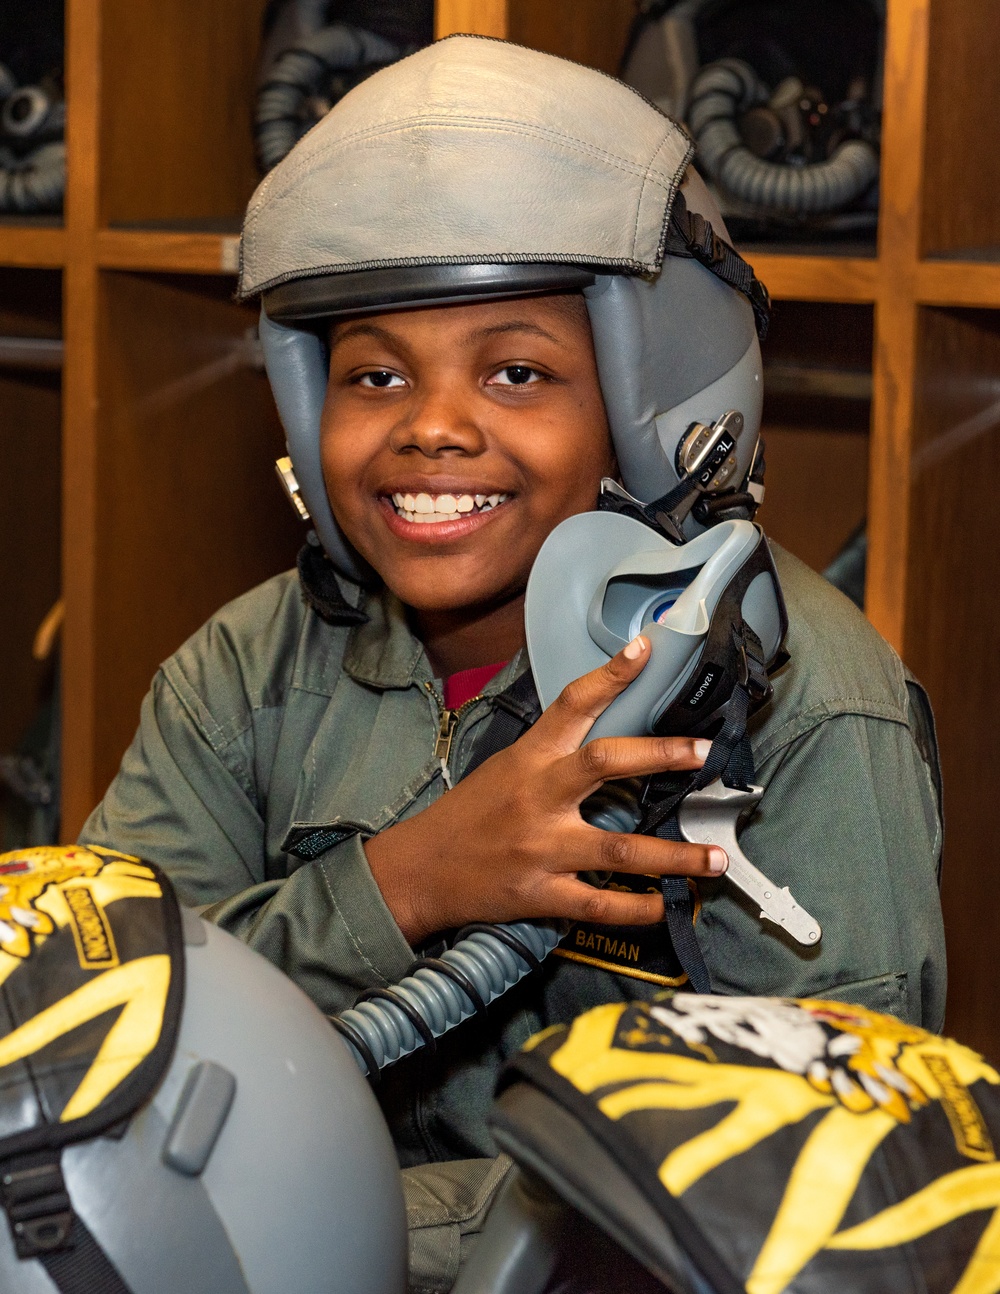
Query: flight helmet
238 35 771 581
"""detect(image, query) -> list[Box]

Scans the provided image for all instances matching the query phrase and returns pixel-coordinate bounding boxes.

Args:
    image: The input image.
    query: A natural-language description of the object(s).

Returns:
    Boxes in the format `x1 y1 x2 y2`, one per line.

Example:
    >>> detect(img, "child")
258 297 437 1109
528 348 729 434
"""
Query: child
82 36 944 1292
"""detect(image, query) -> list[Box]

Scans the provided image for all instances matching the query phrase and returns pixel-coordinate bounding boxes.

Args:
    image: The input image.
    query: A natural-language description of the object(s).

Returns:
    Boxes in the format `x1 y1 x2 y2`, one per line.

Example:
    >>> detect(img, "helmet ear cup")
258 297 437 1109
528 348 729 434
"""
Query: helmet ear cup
259 308 374 583
584 170 763 538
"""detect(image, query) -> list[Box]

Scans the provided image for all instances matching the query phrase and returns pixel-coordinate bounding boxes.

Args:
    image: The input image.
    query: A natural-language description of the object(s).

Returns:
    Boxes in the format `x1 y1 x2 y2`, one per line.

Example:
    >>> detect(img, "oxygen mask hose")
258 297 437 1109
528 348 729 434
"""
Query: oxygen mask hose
330 920 564 1078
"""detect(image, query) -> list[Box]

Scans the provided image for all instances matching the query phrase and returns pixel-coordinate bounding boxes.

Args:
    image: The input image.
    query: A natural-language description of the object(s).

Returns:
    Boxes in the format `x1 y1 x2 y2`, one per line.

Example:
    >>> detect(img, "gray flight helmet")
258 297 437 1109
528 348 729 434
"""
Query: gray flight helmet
241 35 767 581
0 912 407 1294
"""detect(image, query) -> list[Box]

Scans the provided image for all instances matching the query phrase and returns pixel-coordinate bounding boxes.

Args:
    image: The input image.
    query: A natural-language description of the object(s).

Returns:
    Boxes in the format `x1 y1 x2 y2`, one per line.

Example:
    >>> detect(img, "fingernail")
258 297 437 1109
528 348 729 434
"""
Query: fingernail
623 635 646 660
694 739 712 762
709 848 728 874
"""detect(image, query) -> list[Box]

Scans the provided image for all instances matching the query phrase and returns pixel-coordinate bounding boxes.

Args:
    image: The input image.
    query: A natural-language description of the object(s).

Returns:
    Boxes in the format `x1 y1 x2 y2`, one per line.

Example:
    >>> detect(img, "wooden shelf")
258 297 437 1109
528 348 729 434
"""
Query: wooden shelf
0 224 67 270
744 254 879 304
916 259 1000 308
96 230 241 275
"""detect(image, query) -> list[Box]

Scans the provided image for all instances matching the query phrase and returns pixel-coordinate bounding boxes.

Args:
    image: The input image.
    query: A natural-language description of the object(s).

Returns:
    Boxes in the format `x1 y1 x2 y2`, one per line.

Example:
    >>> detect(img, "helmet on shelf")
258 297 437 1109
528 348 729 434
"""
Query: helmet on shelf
238 35 771 581
620 0 883 239
0 0 65 214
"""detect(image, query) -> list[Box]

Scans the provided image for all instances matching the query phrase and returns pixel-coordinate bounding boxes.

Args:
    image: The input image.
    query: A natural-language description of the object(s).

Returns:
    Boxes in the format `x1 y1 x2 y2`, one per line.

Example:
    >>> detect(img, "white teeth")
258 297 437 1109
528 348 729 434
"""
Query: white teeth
390 491 510 523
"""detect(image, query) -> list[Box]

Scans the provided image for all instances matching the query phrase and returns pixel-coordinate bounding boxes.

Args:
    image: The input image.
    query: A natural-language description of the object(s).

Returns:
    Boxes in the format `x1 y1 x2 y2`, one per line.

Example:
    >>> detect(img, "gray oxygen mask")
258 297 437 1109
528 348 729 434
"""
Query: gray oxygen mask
525 510 786 831
524 511 822 946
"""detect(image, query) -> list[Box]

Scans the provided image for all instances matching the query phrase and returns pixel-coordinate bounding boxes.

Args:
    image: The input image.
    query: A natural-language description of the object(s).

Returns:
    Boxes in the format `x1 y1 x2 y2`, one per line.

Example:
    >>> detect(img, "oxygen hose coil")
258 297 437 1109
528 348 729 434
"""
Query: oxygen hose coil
688 58 879 215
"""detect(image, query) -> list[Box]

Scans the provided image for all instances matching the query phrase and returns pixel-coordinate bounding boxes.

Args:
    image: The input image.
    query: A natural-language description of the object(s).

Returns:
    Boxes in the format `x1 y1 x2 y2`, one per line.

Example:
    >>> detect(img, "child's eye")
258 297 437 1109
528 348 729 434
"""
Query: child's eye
489 365 543 386
357 370 406 389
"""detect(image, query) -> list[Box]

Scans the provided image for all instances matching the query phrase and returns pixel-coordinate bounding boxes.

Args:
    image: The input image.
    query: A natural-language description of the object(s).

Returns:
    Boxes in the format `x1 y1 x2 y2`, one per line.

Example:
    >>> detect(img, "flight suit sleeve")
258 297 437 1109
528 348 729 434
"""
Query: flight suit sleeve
80 668 415 1017
700 708 947 1031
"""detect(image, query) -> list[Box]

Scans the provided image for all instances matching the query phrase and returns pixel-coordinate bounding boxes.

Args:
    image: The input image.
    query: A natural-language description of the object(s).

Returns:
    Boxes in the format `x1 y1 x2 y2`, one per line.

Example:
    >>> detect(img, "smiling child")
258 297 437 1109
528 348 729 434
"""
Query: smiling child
81 36 945 1293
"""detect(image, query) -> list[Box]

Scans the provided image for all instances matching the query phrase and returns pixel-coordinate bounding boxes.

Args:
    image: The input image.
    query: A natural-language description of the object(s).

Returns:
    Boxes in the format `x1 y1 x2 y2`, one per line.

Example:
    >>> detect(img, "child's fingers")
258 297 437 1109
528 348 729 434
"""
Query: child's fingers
568 827 727 883
550 733 711 802
545 844 725 924
535 635 651 752
546 874 666 926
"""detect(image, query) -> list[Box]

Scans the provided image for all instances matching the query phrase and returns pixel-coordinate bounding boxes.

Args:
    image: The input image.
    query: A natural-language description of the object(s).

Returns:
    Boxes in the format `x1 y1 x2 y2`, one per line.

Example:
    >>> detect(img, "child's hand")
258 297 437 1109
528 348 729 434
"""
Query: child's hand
363 636 727 945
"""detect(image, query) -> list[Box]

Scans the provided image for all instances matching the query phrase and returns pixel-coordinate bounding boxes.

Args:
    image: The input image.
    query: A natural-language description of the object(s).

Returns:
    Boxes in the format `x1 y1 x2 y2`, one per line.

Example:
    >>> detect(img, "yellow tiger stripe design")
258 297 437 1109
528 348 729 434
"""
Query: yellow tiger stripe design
0 955 171 1121
746 1107 897 1294
599 1073 833 1197
826 1162 1000 1251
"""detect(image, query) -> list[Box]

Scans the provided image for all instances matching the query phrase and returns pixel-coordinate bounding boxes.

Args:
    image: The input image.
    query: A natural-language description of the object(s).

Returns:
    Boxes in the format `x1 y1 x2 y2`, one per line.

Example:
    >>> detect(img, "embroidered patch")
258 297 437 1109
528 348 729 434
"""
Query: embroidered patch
552 873 688 987
65 883 119 970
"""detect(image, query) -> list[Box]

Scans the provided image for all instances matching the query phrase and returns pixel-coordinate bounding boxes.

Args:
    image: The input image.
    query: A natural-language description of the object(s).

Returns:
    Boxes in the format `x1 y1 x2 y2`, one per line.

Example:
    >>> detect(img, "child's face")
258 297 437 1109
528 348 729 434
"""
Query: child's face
320 293 615 618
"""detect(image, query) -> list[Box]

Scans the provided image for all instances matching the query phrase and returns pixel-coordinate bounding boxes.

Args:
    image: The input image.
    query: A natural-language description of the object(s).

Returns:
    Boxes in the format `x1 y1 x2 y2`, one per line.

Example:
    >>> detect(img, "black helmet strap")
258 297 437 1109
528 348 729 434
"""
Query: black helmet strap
664 190 772 339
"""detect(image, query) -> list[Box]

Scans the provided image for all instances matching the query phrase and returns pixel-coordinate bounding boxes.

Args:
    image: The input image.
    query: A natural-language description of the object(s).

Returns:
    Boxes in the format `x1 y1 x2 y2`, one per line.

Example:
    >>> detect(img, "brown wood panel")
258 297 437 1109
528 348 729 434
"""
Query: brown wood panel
89 272 303 803
100 0 267 225
745 254 878 305
917 260 1000 309
865 0 932 654
922 0 1000 256
0 225 66 270
97 230 241 275
904 306 1000 1054
756 426 868 574
0 329 61 757
507 0 635 76
0 373 61 755
755 302 872 574
435 0 507 39
61 0 103 837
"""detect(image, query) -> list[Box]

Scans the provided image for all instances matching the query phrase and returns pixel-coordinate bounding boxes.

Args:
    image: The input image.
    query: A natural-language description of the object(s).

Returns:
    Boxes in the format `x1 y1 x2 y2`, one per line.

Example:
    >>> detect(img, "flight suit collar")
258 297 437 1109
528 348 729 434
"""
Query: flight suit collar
341 585 432 690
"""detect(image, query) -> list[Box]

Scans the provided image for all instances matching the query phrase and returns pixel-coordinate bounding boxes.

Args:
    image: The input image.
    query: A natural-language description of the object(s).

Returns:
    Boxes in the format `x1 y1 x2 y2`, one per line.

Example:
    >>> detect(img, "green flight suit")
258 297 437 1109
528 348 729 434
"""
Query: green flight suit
81 544 945 1293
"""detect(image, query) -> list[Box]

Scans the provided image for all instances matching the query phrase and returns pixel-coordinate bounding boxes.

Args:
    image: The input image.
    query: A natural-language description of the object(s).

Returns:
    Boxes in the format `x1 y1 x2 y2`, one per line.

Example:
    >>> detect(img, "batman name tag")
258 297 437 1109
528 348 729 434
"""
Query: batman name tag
552 872 690 987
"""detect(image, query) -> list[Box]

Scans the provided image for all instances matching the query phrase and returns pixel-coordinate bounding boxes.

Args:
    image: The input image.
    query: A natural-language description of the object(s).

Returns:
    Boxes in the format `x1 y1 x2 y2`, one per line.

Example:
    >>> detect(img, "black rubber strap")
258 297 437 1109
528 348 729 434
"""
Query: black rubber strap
454 923 544 973
0 1151 133 1294
460 670 542 780
38 1217 134 1294
665 191 772 339
296 539 369 627
639 673 761 994
413 956 487 1015
661 875 712 995
355 985 437 1053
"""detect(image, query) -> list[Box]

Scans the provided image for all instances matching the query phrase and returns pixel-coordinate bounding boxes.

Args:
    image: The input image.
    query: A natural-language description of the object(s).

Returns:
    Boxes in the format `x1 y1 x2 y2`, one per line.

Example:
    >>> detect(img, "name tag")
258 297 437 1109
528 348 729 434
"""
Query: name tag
552 873 692 987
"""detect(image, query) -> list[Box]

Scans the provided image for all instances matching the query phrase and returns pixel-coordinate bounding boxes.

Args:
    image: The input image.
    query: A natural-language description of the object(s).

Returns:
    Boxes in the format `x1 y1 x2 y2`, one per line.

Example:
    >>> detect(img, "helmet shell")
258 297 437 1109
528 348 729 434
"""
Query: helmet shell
0 916 407 1294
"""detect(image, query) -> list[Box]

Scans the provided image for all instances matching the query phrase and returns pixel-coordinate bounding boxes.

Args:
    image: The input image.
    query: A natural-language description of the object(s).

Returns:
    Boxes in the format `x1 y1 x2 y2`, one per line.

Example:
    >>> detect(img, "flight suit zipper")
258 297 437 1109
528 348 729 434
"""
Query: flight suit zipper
425 682 484 790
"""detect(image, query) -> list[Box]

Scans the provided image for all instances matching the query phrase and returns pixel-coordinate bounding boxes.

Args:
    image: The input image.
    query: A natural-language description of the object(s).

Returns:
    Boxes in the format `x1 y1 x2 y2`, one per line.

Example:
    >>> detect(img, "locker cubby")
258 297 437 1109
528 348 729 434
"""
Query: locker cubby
89 270 303 793
921 0 1000 261
756 301 872 578
0 268 62 840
